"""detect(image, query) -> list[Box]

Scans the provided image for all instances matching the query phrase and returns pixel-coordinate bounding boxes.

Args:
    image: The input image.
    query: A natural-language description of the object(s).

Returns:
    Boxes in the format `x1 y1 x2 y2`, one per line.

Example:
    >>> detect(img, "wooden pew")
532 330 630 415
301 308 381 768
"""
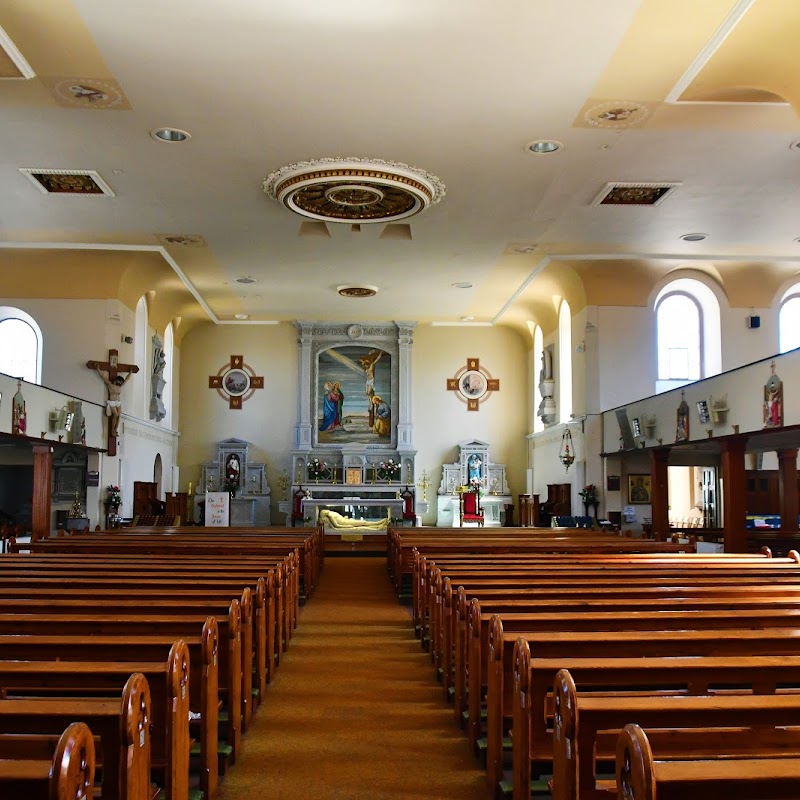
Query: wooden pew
0 672 151 800
552 667 800 800
0 621 219 796
616 723 800 800
0 640 190 800
0 722 95 800
511 648 800 800
0 578 248 740
485 619 800 792
1 551 291 660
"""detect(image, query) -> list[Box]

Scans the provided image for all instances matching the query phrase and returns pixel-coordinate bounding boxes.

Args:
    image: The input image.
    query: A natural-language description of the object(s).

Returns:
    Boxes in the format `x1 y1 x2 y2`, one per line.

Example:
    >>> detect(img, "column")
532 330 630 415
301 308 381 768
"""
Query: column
31 444 53 540
293 321 313 450
650 447 670 540
395 321 416 452
778 449 799 532
721 438 748 552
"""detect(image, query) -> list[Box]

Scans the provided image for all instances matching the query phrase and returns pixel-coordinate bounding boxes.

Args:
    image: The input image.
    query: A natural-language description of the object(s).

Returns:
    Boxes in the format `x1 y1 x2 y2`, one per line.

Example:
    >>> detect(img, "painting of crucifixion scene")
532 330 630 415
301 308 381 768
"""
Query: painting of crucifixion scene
317 346 392 444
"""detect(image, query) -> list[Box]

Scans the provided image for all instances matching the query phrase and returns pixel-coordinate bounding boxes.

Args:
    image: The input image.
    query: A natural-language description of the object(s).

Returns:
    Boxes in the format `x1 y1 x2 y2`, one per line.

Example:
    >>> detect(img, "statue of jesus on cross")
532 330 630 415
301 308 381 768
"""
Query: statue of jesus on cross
86 349 139 456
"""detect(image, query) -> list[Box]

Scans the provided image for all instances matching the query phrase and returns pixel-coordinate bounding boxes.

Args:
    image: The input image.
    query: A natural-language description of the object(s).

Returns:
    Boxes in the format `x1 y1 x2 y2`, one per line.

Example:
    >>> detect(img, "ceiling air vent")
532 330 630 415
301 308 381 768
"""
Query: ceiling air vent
591 182 680 207
19 169 115 196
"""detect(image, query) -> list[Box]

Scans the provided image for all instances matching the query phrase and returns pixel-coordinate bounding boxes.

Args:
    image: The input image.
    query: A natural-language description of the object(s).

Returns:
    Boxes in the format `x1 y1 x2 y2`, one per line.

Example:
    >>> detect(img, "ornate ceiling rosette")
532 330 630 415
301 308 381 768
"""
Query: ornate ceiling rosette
263 157 445 223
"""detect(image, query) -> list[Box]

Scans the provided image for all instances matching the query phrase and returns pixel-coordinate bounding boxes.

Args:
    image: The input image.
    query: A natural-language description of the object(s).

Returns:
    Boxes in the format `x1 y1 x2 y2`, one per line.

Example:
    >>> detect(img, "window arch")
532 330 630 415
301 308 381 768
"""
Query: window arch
162 323 174 427
133 296 148 418
533 325 544 432
654 277 721 393
0 306 42 384
558 300 572 423
779 286 800 353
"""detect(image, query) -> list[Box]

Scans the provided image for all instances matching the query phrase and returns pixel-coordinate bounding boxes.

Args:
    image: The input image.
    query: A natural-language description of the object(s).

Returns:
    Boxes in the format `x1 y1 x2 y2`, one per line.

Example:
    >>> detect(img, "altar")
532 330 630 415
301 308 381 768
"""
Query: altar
436 439 512 527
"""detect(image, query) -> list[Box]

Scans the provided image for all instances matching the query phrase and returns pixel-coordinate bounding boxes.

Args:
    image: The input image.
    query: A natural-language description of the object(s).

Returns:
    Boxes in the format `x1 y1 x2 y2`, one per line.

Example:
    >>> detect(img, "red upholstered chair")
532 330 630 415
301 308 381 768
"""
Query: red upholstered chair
291 488 306 527
460 490 484 527
400 486 416 526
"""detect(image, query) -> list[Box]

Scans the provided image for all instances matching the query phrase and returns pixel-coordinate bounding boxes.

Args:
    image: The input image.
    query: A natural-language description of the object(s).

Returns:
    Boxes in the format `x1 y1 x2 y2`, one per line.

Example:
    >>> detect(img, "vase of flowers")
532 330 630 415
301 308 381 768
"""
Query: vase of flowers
105 484 121 509
307 458 327 484
469 476 485 496
224 475 239 497
378 458 400 482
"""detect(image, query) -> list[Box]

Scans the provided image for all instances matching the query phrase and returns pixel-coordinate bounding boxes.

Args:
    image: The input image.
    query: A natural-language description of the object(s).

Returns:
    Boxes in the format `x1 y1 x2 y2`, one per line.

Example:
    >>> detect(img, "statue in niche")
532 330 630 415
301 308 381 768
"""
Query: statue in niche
676 392 690 443
537 346 556 424
12 380 26 436
763 362 783 429
149 334 167 422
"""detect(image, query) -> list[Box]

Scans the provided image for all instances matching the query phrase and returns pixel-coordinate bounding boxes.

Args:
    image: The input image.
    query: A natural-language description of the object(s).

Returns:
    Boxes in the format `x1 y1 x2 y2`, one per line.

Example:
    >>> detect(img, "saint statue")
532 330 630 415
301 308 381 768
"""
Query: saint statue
318 509 390 530
12 380 26 436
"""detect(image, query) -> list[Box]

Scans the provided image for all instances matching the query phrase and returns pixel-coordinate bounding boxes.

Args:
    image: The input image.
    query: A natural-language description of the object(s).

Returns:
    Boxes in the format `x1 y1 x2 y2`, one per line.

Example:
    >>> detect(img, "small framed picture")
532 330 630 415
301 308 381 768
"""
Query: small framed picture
607 475 621 491
697 400 710 424
628 474 652 504
631 417 641 437
346 467 362 485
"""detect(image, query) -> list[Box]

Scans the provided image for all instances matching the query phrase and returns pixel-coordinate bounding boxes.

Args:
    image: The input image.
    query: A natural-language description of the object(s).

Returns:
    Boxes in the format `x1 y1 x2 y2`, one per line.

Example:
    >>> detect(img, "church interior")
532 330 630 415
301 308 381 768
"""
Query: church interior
3 1 800 798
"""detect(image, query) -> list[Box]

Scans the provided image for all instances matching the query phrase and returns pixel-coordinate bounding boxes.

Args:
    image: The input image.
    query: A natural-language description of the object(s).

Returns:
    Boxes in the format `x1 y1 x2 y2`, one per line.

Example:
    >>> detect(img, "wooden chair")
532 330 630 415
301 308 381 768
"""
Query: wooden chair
400 487 416 527
291 488 305 527
459 491 484 527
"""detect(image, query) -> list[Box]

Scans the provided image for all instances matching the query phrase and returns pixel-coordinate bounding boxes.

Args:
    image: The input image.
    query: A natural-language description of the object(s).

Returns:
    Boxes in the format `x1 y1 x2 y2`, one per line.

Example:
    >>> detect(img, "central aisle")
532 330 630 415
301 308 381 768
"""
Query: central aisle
217 556 488 800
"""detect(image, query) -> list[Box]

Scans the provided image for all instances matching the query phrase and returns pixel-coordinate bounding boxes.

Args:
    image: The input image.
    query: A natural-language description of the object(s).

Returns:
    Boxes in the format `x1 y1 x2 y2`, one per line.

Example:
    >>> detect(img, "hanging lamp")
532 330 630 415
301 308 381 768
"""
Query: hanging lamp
559 427 575 471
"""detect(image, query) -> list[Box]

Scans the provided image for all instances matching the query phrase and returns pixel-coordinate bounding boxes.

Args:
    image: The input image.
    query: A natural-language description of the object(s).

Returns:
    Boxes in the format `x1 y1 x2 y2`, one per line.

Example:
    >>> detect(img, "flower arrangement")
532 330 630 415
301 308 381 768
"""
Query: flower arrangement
105 485 121 507
469 476 485 495
307 458 327 480
379 458 400 479
224 475 239 495
579 483 599 506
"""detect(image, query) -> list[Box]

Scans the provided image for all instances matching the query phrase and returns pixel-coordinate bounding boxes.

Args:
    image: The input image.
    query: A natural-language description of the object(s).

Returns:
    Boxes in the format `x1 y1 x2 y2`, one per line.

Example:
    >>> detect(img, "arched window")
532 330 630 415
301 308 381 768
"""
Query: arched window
558 300 572 423
655 277 721 393
779 287 800 353
0 306 42 383
133 296 148 418
162 323 174 427
533 325 544 432
657 293 701 381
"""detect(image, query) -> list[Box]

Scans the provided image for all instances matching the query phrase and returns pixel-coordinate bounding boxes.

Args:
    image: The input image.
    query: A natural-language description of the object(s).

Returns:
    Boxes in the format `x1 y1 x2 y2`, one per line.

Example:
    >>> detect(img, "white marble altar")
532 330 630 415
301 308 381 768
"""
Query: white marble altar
436 439 511 527
196 438 271 525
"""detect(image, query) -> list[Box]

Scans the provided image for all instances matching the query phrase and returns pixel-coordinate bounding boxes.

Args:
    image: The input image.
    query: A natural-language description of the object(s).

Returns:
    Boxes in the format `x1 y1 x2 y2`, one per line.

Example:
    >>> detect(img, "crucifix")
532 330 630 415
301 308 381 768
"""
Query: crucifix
86 348 139 456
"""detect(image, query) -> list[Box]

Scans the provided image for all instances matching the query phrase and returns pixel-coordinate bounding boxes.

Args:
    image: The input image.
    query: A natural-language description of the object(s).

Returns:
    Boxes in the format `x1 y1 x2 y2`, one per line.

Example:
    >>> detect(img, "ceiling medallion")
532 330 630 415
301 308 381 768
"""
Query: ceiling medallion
585 101 649 129
338 285 378 298
263 158 445 223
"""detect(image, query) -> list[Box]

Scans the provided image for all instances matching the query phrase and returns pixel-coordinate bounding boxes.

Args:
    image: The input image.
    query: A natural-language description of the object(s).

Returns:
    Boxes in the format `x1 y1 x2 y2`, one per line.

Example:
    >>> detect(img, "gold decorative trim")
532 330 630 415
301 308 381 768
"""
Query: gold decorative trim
19 168 115 196
264 157 445 224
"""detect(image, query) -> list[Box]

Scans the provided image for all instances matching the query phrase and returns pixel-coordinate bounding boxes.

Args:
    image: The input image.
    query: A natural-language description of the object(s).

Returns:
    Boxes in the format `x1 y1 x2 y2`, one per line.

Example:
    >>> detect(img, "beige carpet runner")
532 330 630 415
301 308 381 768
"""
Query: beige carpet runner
216 556 487 800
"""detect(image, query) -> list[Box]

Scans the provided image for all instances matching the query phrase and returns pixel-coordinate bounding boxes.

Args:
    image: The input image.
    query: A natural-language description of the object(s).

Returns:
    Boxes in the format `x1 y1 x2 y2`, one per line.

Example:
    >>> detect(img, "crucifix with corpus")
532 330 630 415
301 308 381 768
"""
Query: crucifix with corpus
86 349 139 456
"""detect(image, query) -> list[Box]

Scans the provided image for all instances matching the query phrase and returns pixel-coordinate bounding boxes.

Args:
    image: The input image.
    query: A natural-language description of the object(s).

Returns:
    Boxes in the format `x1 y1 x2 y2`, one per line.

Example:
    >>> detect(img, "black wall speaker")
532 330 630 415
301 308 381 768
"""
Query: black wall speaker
746 315 761 329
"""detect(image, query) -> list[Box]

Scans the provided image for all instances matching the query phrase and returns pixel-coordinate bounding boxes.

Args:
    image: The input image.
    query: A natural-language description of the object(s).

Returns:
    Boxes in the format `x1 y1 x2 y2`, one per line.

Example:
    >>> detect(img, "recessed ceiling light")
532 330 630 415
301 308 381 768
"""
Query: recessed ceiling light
236 276 256 284
234 314 249 320
525 140 561 154
151 127 191 143
680 232 708 242
460 316 474 321
451 282 473 289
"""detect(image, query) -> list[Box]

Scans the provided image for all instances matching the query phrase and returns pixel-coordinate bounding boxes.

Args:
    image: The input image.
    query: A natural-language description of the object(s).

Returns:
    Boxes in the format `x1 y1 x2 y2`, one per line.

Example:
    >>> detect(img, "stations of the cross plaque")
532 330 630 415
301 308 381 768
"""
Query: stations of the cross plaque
446 357 500 411
209 355 264 409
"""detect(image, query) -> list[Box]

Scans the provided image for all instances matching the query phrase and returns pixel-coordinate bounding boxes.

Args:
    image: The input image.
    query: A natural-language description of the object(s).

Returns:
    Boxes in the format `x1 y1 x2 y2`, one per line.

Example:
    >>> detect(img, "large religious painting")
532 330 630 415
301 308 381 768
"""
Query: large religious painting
317 346 392 444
